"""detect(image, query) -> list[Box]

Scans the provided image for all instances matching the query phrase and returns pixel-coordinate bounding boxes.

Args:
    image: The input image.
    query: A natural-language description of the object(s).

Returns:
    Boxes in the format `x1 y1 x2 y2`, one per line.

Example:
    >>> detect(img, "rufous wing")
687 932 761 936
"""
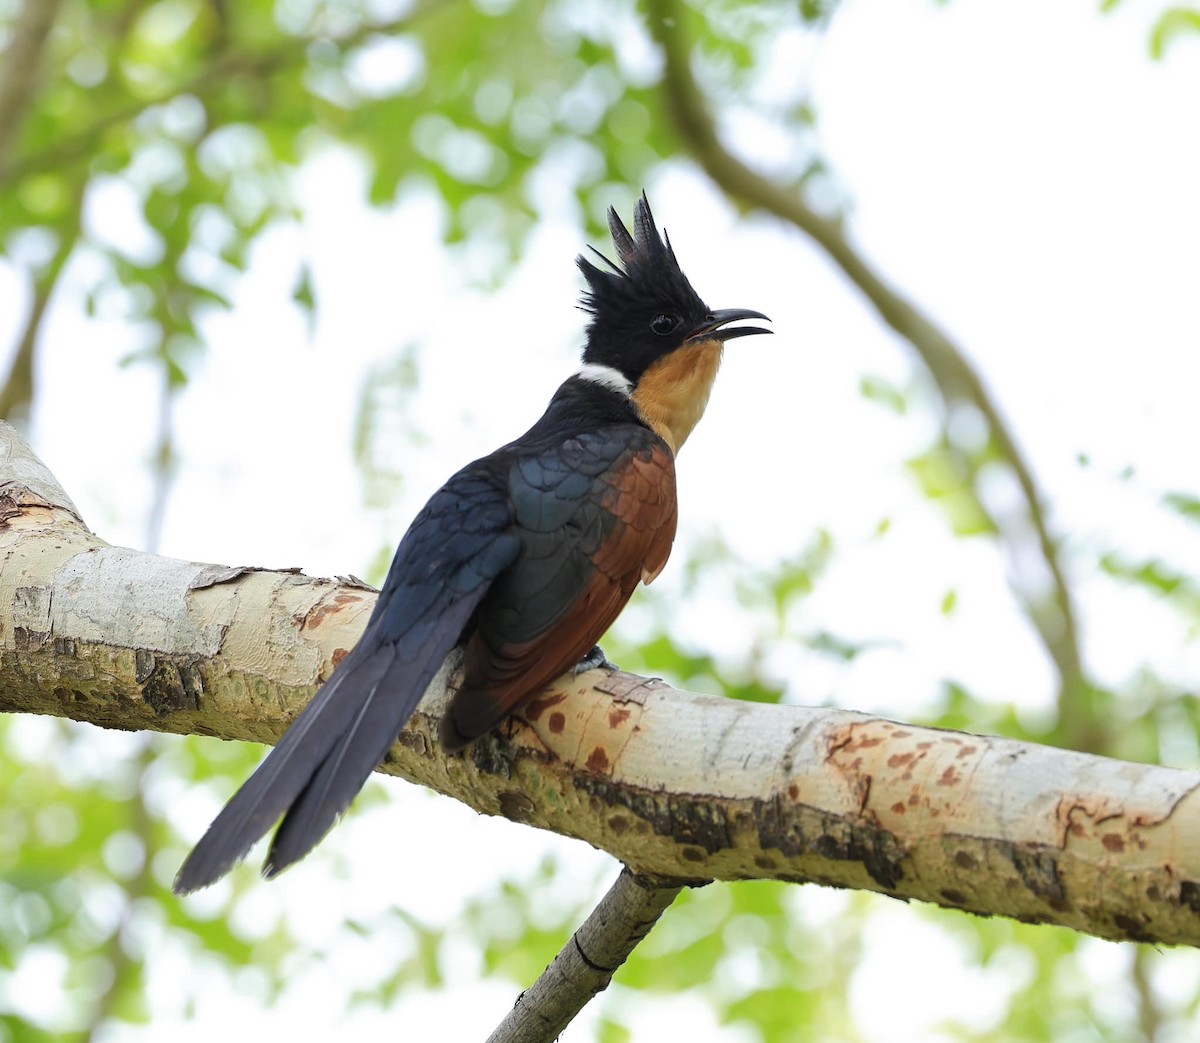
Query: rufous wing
442 439 677 748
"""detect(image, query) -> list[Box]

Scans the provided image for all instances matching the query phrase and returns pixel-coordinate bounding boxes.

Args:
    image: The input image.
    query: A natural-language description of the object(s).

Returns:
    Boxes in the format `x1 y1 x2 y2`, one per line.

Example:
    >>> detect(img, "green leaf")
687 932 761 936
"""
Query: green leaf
906 445 998 536
1164 491 1200 524
292 261 316 333
1149 7 1200 58
860 373 907 413
1099 552 1200 620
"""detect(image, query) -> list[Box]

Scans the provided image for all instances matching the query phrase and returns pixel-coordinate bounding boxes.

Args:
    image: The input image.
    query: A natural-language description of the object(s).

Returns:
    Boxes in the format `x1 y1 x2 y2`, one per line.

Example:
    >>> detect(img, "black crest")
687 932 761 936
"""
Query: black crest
576 193 711 378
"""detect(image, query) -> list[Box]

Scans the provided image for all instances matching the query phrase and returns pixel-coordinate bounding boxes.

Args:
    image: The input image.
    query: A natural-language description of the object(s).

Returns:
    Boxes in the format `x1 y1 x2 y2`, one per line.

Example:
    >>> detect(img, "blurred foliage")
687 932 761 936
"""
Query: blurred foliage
1147 7 1200 57
1102 553 1200 621
615 882 860 1041
906 439 999 539
2 0 1200 1041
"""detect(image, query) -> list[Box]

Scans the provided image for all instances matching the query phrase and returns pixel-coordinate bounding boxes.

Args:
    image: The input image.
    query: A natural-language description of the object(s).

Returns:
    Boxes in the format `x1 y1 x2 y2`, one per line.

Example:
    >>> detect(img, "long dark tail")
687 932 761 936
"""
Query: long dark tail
173 642 393 893
173 594 480 893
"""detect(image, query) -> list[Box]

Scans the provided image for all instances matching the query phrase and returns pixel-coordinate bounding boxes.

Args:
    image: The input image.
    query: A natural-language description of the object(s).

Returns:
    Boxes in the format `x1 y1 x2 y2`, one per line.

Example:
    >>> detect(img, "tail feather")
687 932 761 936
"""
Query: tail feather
174 485 521 894
172 644 395 894
263 597 483 876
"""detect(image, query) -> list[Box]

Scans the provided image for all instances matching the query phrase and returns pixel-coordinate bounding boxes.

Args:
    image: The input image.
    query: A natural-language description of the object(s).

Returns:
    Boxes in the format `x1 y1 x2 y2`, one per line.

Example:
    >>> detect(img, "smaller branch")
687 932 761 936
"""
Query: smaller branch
0 173 87 427
1132 945 1161 1043
144 364 178 554
644 0 1089 744
0 0 65 168
0 286 42 426
486 869 690 1043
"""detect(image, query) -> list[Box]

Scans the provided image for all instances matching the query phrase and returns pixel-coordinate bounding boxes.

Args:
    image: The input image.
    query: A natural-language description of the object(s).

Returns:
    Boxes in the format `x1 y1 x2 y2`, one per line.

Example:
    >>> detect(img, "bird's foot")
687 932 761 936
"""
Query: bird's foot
573 644 619 674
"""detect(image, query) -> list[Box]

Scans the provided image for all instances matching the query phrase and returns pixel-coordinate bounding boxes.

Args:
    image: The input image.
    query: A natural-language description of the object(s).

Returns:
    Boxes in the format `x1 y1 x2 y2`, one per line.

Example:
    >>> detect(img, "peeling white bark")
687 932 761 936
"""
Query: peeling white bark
4 419 1200 947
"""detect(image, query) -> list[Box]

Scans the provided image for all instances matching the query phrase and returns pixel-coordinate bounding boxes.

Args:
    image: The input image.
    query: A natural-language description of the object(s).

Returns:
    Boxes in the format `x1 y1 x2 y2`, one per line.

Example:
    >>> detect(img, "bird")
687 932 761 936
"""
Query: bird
173 193 771 894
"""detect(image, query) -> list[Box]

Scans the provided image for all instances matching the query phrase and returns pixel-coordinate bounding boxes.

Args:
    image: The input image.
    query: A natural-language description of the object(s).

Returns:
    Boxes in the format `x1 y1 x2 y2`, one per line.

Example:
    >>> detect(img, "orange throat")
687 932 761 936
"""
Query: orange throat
630 339 724 455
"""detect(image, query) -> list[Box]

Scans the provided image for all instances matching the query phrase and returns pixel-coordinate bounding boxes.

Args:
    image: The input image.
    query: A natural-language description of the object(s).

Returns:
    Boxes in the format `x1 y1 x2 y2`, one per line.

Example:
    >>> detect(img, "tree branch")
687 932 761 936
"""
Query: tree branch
0 172 87 427
4 420 1200 949
486 869 689 1043
0 0 65 169
643 0 1090 746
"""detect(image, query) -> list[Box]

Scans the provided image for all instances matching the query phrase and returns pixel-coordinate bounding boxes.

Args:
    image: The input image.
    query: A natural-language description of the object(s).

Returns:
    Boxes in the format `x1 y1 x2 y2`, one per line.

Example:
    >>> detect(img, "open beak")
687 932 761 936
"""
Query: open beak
688 307 773 343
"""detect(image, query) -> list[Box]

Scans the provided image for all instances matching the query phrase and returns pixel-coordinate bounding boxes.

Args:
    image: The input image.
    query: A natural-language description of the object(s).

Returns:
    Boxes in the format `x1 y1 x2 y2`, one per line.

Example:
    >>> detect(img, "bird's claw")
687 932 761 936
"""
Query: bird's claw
573 644 619 674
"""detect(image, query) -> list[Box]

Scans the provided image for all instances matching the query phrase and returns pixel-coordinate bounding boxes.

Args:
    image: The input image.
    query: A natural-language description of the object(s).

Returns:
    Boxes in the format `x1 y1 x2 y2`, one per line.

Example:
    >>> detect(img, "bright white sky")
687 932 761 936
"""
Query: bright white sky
4 0 1200 1039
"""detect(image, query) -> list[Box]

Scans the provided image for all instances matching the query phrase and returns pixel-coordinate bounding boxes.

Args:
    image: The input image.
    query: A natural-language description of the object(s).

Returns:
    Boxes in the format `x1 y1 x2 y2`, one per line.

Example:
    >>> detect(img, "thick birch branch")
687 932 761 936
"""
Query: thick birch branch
4 420 1200 947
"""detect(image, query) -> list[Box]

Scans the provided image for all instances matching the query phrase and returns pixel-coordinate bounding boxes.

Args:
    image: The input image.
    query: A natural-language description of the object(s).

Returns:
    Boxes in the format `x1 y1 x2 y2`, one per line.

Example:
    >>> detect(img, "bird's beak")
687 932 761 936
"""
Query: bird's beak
688 308 773 343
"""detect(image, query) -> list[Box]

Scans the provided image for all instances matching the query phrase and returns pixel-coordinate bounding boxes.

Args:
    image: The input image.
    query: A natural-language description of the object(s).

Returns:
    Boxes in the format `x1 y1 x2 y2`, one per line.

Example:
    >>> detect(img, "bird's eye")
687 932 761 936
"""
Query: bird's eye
650 314 679 336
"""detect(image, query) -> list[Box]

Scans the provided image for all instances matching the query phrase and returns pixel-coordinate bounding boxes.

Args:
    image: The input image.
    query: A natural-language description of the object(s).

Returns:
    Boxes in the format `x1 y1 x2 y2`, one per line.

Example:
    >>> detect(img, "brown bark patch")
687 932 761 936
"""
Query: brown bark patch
524 691 568 721
586 746 610 774
303 593 365 629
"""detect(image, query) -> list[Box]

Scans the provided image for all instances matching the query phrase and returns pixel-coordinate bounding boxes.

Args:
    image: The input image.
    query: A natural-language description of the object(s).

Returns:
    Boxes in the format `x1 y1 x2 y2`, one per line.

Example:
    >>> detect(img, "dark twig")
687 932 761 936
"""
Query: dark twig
645 0 1089 745
486 869 691 1043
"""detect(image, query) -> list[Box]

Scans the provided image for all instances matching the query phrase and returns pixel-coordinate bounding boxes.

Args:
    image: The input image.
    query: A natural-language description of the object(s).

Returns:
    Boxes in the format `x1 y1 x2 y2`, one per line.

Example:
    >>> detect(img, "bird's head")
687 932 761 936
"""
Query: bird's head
576 193 771 453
